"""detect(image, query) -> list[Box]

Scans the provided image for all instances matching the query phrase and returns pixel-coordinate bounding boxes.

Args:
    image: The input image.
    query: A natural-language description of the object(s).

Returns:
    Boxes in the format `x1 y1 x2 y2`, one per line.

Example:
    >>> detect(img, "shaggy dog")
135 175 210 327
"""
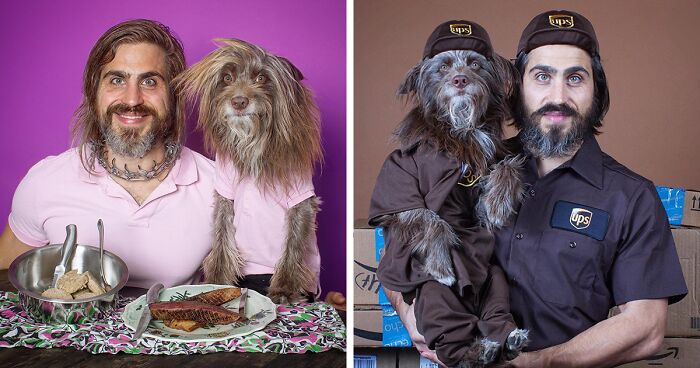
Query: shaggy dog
175 39 322 304
369 21 528 367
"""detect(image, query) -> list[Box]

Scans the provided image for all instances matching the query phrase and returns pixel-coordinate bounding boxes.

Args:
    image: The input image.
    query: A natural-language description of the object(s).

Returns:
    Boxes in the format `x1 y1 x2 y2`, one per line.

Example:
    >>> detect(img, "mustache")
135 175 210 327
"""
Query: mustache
106 103 158 117
533 103 579 117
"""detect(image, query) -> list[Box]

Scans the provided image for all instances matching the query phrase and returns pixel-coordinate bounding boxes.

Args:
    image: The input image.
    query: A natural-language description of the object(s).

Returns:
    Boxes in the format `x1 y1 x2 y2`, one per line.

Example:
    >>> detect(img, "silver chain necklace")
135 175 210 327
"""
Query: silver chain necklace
91 141 181 181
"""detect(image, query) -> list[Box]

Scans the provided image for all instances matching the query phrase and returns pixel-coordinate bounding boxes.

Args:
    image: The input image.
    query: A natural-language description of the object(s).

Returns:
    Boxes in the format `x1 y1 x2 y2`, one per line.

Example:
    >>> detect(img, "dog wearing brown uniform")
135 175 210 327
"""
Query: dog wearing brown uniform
369 21 528 367
175 39 322 304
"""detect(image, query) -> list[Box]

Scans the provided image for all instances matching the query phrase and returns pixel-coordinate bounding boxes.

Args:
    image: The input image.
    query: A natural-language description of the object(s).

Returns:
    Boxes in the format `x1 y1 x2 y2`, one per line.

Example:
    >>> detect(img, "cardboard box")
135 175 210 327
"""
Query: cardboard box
657 186 700 228
609 228 700 336
355 307 383 347
355 219 382 305
355 348 397 368
617 338 700 367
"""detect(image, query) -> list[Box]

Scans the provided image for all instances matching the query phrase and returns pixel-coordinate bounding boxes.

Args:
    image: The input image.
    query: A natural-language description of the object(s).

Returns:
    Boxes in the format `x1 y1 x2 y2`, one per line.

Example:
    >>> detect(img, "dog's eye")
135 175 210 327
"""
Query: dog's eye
255 75 266 83
439 64 449 72
470 61 481 69
223 74 233 83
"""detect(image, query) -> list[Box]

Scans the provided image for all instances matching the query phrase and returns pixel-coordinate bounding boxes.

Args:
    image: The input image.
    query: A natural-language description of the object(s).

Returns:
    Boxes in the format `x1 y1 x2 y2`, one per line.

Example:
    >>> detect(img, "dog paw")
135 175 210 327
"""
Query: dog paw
504 329 529 361
478 338 501 366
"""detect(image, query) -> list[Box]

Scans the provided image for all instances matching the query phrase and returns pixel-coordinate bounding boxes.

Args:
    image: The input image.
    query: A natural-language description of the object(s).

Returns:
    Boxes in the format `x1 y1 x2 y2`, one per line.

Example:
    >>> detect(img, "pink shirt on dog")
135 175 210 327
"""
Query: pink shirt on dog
9 147 215 288
214 155 320 291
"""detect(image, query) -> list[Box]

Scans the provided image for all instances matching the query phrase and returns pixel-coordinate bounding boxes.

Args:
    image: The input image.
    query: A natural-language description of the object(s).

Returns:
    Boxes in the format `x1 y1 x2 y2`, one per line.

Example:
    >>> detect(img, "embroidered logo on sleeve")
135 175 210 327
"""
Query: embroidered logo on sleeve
551 200 609 240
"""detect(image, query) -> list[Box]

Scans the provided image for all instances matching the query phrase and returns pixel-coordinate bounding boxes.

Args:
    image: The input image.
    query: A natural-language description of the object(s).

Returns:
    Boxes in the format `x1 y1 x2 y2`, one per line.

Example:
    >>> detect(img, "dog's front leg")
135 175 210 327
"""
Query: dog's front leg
268 196 321 304
385 208 459 286
203 191 246 285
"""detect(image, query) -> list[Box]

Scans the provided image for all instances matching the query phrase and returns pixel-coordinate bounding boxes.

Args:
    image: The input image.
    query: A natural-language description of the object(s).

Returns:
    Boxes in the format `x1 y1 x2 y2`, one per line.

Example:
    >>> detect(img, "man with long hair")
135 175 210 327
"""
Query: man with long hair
387 10 687 367
0 20 215 288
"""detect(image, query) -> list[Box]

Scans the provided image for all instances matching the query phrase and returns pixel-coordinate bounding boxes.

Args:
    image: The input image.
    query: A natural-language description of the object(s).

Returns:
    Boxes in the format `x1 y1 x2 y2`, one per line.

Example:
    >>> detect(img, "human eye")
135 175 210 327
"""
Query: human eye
534 73 550 82
141 78 157 87
110 77 125 86
568 74 583 84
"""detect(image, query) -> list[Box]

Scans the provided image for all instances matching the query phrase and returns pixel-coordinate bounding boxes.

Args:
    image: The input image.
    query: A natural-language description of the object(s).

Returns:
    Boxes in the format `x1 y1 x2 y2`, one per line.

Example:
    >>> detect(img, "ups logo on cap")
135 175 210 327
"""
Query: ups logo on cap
549 15 574 28
449 24 472 36
570 208 592 229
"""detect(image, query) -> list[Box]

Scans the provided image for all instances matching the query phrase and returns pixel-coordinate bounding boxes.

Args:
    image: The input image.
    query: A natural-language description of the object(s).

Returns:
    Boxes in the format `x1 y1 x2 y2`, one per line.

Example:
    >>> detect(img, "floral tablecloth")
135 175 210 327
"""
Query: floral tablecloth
0 292 346 354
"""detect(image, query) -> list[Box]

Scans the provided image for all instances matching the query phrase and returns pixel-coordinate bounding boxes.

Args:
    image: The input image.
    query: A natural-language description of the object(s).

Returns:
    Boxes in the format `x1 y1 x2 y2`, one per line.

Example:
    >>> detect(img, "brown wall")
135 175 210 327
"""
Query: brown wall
354 0 700 219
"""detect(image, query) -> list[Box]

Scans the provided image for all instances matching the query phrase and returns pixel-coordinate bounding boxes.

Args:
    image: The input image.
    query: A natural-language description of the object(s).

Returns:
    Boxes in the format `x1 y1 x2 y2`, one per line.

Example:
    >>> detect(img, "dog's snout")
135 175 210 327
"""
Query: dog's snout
231 96 250 110
451 75 469 89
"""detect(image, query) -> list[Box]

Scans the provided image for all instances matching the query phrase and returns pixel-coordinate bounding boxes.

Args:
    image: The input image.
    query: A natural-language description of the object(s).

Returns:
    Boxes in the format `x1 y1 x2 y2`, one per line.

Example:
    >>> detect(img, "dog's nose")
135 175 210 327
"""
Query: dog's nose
451 75 469 89
231 96 249 110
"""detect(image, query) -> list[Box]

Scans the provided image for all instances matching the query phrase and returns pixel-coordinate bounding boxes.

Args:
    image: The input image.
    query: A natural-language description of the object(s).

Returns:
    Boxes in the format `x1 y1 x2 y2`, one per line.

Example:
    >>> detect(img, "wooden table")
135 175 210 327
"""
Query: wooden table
0 270 346 367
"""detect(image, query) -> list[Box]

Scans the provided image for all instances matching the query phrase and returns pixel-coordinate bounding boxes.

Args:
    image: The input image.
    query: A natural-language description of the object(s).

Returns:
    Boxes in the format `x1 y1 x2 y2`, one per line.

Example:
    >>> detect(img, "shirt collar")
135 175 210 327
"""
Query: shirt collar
520 135 604 190
75 145 199 186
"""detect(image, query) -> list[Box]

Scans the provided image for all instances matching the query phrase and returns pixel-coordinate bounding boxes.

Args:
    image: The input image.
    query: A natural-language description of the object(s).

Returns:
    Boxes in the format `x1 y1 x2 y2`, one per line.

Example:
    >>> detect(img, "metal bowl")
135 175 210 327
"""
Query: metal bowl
8 244 129 324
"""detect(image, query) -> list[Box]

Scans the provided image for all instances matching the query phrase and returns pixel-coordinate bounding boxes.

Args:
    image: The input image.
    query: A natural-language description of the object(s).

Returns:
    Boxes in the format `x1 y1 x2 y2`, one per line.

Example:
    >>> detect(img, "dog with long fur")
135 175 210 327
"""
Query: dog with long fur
369 21 527 367
175 39 322 304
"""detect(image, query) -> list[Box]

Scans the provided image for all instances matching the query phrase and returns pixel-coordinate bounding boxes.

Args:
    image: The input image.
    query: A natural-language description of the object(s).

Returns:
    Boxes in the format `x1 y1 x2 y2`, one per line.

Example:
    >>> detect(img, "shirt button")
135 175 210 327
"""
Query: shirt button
529 189 536 197
515 233 524 240
569 241 577 248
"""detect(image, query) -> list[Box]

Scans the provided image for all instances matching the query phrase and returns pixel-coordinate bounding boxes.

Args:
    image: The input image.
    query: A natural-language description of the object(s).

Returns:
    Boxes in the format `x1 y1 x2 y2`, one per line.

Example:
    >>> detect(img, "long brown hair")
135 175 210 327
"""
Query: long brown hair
72 19 186 172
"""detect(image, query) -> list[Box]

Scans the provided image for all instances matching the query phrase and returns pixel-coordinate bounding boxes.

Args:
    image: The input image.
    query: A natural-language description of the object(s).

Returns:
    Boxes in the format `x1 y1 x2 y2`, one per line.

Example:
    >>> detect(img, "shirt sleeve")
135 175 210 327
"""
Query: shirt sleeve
611 181 688 306
367 149 425 226
213 155 239 200
8 161 51 247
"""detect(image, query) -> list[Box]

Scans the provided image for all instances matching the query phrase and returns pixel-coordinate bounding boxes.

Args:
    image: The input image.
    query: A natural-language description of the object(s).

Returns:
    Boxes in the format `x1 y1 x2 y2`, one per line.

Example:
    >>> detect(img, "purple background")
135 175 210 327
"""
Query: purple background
0 0 346 294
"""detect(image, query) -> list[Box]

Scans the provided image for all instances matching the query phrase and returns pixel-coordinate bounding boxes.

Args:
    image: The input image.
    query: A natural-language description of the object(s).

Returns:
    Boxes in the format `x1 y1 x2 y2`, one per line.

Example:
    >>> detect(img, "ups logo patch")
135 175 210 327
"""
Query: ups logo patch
450 24 472 36
570 208 592 229
551 201 609 241
549 15 574 28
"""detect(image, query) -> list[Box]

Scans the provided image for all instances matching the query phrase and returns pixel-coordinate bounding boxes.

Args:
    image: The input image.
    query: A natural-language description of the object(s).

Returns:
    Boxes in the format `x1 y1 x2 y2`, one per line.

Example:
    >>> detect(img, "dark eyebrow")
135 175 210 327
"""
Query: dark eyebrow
102 70 165 81
528 64 590 77
564 66 590 77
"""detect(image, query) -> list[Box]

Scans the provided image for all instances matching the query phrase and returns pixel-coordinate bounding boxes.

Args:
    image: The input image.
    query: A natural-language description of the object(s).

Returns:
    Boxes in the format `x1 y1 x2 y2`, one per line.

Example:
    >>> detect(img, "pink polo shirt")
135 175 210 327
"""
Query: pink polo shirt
214 155 320 291
9 147 215 288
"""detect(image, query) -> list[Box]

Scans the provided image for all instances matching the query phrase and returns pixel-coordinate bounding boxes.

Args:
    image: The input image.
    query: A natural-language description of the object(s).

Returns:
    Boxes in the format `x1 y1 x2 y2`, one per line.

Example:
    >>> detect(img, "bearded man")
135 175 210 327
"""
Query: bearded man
387 10 687 368
0 19 215 288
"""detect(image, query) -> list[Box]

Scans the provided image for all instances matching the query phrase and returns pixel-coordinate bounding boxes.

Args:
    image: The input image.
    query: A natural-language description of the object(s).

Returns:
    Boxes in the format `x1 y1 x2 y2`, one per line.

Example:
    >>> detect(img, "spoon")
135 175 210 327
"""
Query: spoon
97 219 109 290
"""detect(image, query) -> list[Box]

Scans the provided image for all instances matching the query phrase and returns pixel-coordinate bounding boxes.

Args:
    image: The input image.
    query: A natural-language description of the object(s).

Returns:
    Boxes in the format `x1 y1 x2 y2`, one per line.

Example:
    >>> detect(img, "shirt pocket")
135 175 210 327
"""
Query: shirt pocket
533 230 605 307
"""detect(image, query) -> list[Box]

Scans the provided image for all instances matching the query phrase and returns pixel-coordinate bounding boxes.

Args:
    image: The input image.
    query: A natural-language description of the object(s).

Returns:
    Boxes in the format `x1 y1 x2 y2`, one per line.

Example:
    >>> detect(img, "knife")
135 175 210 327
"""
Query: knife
133 283 164 340
52 224 77 288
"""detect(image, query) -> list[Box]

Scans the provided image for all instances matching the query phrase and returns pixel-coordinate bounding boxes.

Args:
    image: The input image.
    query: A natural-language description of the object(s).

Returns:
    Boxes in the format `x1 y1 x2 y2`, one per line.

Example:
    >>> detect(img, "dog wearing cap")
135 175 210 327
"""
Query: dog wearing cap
174 39 322 304
369 20 528 367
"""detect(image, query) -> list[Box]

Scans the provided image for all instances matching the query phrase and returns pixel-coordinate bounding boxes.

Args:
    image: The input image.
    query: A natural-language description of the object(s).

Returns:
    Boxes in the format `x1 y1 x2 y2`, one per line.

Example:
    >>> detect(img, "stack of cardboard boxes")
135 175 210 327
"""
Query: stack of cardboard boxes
354 186 700 367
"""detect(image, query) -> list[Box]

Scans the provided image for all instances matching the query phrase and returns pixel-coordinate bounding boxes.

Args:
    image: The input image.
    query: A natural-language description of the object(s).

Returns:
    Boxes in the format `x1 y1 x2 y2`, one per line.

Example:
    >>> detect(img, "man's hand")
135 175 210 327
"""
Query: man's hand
0 224 33 269
508 299 667 368
384 288 446 367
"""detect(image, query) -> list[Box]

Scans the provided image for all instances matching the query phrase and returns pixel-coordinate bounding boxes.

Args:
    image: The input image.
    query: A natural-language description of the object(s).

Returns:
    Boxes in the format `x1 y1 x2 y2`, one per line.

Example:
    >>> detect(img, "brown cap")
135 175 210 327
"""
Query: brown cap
517 10 599 57
423 20 493 59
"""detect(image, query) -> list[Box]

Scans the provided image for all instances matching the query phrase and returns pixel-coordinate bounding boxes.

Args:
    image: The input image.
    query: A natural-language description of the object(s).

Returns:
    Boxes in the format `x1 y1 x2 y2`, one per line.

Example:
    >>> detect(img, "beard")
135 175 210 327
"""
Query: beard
99 103 168 158
517 102 597 158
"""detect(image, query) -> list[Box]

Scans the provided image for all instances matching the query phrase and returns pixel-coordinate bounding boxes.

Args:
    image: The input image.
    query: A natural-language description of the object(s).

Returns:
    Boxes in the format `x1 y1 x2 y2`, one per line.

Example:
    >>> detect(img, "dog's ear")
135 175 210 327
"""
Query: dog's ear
397 61 422 96
279 57 304 81
490 54 517 100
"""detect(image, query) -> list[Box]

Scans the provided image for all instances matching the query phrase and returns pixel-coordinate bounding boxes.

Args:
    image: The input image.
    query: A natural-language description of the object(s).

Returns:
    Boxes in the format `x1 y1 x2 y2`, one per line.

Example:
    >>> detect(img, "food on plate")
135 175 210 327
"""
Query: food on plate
149 301 243 324
163 319 205 332
184 287 241 305
41 270 109 300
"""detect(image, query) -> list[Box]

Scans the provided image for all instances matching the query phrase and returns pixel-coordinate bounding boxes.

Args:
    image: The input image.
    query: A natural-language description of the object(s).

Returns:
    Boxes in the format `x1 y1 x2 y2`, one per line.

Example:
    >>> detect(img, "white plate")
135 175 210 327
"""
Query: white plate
122 284 276 342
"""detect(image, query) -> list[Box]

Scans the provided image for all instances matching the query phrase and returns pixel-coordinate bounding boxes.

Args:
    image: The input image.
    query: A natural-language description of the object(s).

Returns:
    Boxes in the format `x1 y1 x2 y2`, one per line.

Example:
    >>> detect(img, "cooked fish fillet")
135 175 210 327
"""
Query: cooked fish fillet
149 301 242 324
185 287 241 305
